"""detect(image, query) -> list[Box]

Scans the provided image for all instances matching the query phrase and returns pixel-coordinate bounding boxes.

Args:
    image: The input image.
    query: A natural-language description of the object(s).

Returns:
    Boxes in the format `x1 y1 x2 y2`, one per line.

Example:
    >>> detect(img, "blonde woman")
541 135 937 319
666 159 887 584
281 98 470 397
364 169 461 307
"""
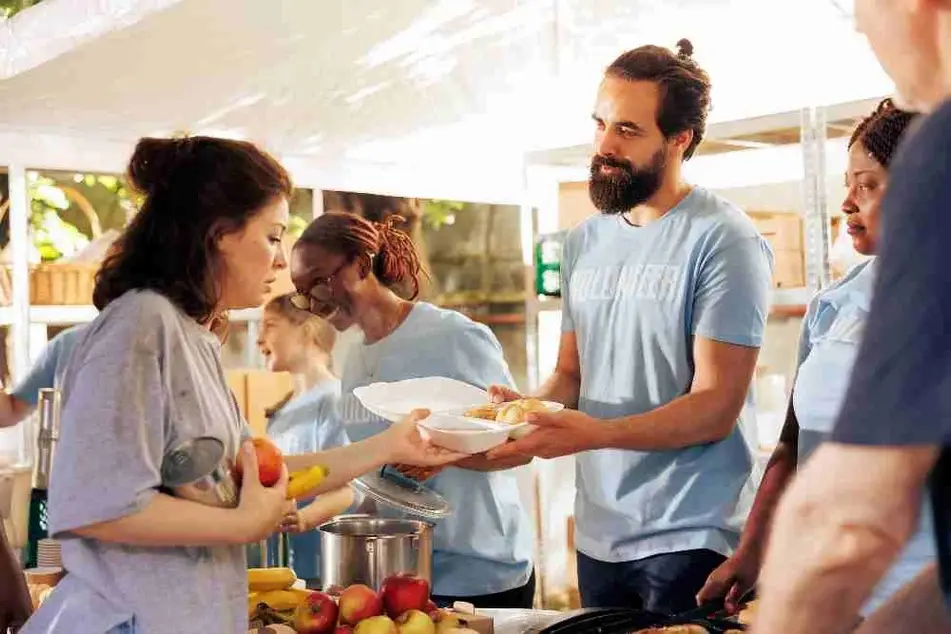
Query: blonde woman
257 293 355 587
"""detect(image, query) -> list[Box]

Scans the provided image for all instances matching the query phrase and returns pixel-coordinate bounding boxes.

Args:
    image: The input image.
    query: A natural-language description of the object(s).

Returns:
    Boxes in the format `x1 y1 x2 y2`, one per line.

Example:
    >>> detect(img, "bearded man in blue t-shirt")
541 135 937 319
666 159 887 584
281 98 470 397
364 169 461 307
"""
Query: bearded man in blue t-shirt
490 39 774 613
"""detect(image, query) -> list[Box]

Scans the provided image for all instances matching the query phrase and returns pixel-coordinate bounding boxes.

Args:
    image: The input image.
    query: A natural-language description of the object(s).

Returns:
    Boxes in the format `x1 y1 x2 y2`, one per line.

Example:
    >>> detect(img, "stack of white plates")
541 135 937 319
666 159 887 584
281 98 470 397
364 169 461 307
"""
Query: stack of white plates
36 539 62 568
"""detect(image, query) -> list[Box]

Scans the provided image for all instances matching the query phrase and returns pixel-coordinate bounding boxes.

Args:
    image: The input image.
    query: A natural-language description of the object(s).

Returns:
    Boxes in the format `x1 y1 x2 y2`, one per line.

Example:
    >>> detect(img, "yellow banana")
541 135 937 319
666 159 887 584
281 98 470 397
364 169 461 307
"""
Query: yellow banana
248 567 297 592
286 465 329 499
251 588 310 612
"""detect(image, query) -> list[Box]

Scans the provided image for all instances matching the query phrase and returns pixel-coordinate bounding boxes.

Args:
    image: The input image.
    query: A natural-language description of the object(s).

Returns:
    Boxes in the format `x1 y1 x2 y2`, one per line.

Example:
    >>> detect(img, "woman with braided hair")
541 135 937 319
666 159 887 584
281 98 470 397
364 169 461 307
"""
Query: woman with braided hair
696 99 930 618
289 211 536 608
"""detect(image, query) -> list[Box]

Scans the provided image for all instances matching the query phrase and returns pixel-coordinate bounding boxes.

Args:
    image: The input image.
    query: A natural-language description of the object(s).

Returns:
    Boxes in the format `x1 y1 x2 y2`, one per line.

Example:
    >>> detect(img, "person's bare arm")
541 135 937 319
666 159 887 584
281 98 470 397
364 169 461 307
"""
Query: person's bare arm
697 399 800 610
0 391 33 429
854 564 951 634
491 332 582 409
598 338 759 450
283 411 465 495
285 487 355 533
77 441 289 547
534 332 582 408
753 443 937 634
490 337 758 459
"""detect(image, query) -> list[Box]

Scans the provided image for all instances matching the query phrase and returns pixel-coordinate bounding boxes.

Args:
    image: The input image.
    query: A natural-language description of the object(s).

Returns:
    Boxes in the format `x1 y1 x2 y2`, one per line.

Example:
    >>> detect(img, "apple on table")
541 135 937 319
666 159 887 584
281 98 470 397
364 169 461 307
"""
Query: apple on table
338 584 384 626
381 573 431 619
294 591 339 634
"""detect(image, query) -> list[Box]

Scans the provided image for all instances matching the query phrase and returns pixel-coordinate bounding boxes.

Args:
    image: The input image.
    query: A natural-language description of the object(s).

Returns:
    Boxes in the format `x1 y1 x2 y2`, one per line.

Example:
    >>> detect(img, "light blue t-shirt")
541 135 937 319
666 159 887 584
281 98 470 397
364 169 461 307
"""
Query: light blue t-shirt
793 259 935 616
265 378 353 581
561 186 774 564
339 302 534 597
12 325 85 405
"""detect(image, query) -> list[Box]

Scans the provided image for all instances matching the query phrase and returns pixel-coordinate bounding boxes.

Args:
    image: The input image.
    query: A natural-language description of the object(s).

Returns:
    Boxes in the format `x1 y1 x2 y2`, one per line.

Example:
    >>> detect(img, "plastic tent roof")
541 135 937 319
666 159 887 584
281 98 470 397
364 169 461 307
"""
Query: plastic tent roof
0 0 891 203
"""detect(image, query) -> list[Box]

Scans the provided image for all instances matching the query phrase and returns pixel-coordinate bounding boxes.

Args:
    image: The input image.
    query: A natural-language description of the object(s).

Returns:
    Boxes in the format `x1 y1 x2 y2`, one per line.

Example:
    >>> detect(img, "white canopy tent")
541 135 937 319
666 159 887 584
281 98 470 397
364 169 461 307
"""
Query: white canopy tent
0 0 890 202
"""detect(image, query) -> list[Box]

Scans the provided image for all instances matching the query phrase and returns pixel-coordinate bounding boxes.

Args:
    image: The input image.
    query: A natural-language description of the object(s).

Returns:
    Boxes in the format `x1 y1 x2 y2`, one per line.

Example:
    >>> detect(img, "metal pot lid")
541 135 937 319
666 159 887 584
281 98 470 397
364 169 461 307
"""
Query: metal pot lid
161 437 226 487
352 466 451 520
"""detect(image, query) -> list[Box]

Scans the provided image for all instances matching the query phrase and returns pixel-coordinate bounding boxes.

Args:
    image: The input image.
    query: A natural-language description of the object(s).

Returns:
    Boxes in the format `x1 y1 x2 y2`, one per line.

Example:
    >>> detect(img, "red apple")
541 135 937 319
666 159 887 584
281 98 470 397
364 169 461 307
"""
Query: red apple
294 591 339 634
396 609 436 634
354 616 398 634
234 437 284 487
335 627 354 634
381 574 431 619
424 600 439 621
338 584 384 625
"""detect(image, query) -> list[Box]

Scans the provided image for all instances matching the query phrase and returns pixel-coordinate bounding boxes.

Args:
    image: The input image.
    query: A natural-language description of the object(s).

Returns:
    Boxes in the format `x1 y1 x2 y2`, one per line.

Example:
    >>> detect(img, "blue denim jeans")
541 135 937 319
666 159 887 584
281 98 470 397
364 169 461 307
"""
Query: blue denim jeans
577 549 725 615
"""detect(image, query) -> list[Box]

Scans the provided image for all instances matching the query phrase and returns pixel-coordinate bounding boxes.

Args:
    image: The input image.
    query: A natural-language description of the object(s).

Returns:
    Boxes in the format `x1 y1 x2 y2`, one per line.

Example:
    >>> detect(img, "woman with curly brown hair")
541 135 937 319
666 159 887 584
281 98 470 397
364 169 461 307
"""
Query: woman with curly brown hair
696 99 926 618
289 211 536 608
19 137 462 634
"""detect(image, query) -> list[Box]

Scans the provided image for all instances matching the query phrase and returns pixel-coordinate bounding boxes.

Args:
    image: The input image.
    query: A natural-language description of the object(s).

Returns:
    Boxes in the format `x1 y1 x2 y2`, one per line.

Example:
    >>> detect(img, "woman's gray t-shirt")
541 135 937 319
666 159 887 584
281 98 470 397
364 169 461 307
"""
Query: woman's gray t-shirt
22 290 249 633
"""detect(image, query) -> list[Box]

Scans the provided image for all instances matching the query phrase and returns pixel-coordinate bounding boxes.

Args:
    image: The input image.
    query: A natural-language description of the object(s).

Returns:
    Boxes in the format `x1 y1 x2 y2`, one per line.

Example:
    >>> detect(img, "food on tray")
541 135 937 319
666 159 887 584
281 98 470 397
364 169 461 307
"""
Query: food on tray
463 398 548 424
248 575 477 634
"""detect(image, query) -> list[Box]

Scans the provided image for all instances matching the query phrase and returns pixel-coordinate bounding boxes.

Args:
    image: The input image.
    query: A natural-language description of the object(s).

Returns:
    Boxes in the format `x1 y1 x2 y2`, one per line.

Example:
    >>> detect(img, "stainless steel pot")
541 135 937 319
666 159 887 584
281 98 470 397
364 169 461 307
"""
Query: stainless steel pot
319 514 433 591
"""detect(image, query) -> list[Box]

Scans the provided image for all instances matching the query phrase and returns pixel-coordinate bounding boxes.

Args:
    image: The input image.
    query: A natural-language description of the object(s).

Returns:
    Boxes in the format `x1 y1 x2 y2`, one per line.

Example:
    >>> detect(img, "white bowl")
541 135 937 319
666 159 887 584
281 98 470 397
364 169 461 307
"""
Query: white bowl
353 377 488 423
417 414 531 455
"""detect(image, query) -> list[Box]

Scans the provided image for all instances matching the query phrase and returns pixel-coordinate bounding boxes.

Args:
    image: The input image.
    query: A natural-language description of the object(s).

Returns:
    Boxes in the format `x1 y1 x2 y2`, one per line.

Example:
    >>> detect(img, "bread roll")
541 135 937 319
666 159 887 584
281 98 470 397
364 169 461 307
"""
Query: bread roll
494 399 547 425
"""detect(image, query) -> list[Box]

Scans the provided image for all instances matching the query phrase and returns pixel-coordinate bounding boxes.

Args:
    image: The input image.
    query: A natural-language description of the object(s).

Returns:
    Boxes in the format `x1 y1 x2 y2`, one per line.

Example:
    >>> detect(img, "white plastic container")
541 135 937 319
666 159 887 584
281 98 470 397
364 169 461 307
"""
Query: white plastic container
353 377 564 453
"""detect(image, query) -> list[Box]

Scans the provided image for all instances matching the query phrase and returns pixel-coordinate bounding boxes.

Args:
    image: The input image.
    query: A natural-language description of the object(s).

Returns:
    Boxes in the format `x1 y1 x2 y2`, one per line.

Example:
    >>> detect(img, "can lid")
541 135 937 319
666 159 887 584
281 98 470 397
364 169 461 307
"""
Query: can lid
161 437 226 487
351 466 451 520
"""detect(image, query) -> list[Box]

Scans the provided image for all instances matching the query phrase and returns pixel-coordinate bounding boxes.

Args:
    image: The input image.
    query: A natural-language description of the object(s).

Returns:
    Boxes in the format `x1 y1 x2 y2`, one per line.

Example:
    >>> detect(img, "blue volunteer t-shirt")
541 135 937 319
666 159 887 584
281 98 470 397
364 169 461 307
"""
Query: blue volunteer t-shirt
12 325 84 405
561 186 774 563
830 99 951 607
338 303 534 597
265 378 355 582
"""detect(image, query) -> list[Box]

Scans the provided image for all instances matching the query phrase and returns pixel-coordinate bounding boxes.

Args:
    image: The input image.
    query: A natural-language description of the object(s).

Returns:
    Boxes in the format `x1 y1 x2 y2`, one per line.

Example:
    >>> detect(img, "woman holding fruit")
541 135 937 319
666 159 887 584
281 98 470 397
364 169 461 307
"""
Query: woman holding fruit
20 136 464 634
288 211 536 608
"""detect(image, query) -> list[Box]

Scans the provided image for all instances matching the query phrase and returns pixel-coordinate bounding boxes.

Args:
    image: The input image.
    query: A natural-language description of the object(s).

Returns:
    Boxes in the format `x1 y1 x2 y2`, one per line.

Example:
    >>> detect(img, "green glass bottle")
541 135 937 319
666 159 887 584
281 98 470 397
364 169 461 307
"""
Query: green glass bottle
534 231 566 297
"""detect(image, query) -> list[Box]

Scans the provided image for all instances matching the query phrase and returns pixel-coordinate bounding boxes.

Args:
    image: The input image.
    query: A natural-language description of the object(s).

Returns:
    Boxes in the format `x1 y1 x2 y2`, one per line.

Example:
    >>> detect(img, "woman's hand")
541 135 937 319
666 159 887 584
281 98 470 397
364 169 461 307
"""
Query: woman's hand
696 550 760 614
278 508 306 533
378 410 467 466
235 440 290 542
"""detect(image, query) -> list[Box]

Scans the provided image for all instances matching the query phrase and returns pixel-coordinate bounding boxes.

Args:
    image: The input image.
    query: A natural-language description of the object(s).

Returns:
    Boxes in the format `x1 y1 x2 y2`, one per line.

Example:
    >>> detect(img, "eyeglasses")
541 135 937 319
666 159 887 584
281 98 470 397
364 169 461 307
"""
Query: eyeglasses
290 254 372 317
290 259 348 316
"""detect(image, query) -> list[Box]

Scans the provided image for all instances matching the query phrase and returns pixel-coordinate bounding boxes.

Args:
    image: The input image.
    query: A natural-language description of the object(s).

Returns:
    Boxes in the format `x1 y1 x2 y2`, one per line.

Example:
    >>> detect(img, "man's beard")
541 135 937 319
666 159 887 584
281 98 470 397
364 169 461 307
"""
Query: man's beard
588 148 667 215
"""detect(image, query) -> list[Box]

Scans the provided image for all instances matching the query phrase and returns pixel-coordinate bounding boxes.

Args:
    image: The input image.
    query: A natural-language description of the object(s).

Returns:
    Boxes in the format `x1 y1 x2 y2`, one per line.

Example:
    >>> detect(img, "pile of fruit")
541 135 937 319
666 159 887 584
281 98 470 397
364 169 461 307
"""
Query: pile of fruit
237 437 329 498
248 569 481 634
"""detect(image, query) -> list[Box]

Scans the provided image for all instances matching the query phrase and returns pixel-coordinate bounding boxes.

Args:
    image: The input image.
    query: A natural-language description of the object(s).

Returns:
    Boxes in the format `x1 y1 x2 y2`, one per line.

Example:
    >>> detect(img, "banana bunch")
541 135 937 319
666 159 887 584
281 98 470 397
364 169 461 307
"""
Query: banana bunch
286 464 329 499
248 568 315 617
248 567 297 593
247 588 313 615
